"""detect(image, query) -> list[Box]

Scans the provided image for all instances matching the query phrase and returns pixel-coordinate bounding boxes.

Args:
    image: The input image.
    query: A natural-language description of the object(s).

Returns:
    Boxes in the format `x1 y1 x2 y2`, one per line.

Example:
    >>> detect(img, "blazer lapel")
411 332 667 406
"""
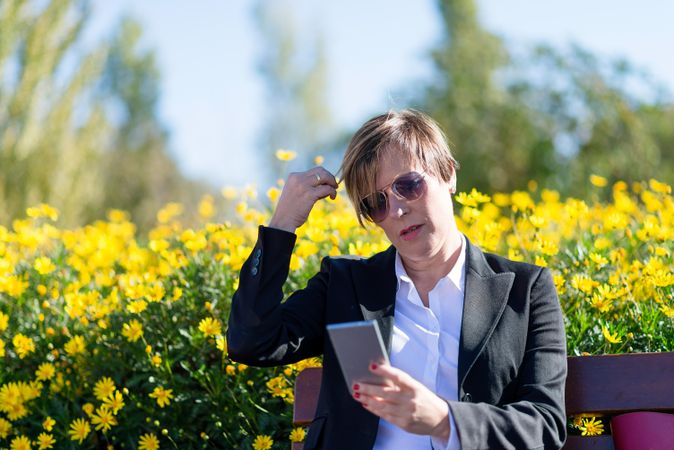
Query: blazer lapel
458 238 515 390
352 245 397 354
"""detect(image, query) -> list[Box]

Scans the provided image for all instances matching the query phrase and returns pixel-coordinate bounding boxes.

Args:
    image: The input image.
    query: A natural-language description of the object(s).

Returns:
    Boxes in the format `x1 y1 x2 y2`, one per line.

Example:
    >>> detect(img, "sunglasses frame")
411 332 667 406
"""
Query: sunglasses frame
360 171 427 223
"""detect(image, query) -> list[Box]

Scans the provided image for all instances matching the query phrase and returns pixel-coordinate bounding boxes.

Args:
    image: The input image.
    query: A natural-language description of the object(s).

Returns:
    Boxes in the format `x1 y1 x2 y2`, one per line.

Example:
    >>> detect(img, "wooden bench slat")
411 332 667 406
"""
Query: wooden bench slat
293 367 322 426
565 352 674 415
562 436 614 450
292 352 674 449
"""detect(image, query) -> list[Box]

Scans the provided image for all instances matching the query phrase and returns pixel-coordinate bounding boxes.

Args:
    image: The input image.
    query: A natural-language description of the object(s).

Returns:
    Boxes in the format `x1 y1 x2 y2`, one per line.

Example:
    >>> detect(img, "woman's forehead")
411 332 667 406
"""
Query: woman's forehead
375 149 423 178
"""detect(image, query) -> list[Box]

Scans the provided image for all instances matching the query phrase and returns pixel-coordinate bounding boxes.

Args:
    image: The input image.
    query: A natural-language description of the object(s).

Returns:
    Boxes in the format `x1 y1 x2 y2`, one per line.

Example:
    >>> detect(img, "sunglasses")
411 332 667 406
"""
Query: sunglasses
360 171 427 223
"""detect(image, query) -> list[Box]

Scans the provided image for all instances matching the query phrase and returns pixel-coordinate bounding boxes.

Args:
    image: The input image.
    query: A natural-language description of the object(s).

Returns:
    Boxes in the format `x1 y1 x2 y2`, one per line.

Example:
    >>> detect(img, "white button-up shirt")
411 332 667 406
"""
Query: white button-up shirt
373 236 465 450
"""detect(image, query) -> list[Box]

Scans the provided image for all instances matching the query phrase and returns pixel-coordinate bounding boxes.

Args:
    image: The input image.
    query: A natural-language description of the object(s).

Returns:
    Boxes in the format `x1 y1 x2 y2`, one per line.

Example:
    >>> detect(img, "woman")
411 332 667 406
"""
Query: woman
227 110 567 449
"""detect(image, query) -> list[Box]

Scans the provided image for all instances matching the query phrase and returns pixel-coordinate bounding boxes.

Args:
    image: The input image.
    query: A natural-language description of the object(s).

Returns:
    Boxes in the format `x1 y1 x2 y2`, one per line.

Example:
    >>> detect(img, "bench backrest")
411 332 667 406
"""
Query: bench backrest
293 352 674 450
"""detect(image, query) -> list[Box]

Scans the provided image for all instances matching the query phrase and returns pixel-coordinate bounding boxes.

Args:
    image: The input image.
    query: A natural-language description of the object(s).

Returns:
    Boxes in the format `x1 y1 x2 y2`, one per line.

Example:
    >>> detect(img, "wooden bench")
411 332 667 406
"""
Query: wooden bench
292 352 674 450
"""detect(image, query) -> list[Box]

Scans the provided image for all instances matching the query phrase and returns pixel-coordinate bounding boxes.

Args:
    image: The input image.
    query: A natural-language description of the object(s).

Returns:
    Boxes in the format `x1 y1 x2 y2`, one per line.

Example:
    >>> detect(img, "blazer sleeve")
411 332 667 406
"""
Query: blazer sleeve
226 225 329 367
449 268 567 450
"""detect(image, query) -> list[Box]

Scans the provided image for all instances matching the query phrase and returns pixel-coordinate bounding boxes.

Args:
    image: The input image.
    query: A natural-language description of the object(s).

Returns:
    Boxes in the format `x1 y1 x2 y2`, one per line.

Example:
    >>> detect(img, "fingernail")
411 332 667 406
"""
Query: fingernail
370 363 378 370
353 384 359 391
354 392 360 399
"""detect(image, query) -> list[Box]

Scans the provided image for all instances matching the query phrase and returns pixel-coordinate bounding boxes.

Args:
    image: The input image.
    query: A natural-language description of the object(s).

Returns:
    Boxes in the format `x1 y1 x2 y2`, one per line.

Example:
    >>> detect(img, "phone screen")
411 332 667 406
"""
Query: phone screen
326 320 390 392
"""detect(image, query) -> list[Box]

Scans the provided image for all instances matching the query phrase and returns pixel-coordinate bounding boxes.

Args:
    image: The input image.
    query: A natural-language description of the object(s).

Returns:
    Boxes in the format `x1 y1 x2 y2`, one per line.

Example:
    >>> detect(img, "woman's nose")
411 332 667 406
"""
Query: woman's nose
387 193 408 219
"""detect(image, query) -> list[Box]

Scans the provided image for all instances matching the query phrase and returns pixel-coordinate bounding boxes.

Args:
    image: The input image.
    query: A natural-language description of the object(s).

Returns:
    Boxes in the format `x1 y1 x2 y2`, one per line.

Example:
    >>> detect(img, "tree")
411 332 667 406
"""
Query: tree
0 0 110 225
419 0 558 194
418 0 673 195
521 45 673 193
0 0 206 230
97 17 208 232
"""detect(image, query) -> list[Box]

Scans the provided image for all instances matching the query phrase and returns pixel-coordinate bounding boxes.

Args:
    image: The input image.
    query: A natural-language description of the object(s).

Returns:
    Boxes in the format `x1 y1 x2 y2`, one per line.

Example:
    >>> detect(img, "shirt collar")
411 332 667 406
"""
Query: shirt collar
394 234 466 293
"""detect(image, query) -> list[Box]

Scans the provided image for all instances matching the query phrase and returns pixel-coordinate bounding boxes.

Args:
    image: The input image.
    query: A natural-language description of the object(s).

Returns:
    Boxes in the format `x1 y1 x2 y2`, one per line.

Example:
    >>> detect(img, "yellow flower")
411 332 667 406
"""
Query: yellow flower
94 377 116 401
34 256 56 275
289 427 306 442
139 433 160 450
275 149 297 161
107 209 129 222
103 390 125 414
221 186 238 200
216 336 227 352
64 335 86 356
12 333 35 359
571 275 596 294
0 311 8 331
82 403 95 416
91 405 117 432
156 202 183 224
127 299 148 314
0 340 5 357
252 434 273 450
589 174 608 187
36 432 56 449
601 325 622 344
151 353 162 366
26 203 59 220
122 319 144 342
529 215 546 228
266 376 289 398
68 418 91 443
266 187 281 203
198 317 222 337
198 195 215 219
42 416 56 431
648 178 671 194
589 294 611 313
314 155 324 165
149 386 174 408
593 237 611 250
511 191 534 212
35 362 56 381
588 253 608 266
579 417 604 436
0 417 11 438
10 435 31 450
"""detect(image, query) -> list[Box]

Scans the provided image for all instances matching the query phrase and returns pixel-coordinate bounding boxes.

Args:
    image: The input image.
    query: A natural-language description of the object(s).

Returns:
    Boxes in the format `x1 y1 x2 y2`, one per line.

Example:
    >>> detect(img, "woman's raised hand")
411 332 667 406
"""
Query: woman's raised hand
268 167 339 233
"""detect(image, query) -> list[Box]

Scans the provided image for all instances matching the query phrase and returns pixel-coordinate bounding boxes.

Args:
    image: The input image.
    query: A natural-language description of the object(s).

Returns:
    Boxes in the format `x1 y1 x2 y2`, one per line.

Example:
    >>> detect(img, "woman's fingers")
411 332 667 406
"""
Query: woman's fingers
370 363 417 391
309 166 339 189
268 167 338 232
353 364 451 438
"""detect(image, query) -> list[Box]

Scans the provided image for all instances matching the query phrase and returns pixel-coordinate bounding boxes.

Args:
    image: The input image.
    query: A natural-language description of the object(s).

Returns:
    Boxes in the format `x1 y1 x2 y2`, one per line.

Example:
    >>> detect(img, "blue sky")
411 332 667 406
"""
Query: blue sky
90 0 674 189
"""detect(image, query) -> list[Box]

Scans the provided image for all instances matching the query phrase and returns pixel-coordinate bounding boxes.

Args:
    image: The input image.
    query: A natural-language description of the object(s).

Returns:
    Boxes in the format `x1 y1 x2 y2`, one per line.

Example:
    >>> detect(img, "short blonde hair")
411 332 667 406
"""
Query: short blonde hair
340 109 459 225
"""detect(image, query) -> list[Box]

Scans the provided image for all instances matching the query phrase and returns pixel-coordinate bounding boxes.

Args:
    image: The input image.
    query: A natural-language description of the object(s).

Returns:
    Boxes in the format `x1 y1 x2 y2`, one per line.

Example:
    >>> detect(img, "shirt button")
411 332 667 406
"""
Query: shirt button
252 257 260 267
254 248 262 258
462 393 472 402
251 267 258 276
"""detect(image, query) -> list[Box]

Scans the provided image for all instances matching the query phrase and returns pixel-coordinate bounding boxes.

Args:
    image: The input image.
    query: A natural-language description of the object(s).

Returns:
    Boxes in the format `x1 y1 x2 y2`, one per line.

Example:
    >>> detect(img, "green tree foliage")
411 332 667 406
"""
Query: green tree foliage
521 45 674 194
419 0 673 195
0 0 206 231
0 0 110 226
97 18 208 233
421 0 559 194
254 0 334 178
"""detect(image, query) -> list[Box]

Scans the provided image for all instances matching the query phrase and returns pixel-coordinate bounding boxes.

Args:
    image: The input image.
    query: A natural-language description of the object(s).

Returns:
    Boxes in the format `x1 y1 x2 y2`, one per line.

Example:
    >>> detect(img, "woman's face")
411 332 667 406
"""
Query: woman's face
373 151 458 264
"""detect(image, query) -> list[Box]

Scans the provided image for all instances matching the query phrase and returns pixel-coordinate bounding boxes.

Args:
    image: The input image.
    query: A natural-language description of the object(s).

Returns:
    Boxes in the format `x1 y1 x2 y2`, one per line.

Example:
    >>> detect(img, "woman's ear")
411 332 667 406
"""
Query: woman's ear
449 175 457 194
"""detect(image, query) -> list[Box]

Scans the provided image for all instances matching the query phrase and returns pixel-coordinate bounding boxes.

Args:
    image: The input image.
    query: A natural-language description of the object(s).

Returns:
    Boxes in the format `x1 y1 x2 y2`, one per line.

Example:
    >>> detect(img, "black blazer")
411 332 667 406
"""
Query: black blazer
227 226 567 449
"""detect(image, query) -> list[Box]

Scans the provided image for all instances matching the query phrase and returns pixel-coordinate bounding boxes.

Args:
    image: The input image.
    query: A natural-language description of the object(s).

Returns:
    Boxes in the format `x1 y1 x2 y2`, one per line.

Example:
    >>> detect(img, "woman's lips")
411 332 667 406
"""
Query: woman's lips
400 224 423 241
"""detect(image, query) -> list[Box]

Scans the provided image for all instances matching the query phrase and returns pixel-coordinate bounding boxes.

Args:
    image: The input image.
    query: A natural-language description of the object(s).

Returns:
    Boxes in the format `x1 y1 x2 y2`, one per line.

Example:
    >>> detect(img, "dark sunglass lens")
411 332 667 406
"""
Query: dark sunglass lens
363 192 388 222
394 174 426 200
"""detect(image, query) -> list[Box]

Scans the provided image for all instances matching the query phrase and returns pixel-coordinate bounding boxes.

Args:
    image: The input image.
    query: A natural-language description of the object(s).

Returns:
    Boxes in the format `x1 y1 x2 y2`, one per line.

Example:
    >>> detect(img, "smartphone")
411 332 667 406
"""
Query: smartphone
326 320 390 392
